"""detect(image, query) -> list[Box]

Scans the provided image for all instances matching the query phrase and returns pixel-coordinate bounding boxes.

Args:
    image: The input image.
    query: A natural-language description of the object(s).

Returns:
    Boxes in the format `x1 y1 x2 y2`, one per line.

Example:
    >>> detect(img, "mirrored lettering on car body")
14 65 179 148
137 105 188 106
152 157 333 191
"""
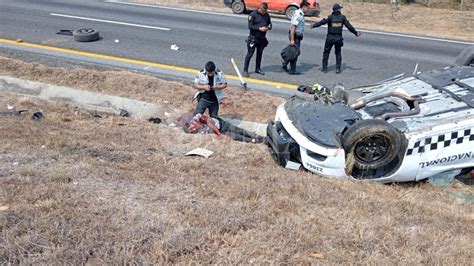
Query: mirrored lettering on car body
305 162 324 173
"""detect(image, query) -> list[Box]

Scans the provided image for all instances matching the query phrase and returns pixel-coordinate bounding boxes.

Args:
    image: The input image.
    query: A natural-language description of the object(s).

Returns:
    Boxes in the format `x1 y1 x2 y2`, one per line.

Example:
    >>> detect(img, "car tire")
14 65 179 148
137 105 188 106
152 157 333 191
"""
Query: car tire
231 1 246 14
454 45 474 66
285 6 298 19
342 119 404 171
73 29 100 42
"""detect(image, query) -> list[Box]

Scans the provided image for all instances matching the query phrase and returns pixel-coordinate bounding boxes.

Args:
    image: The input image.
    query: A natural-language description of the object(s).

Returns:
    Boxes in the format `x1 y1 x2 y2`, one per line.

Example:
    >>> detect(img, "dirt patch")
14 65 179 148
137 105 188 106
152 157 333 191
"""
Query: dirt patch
1 89 473 264
134 0 474 41
0 56 284 123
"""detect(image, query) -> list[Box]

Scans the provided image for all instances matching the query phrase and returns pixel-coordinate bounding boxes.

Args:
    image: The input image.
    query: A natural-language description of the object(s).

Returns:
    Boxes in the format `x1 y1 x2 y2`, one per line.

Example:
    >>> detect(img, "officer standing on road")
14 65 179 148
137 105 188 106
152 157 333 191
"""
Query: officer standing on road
281 1 311 75
243 3 272 78
311 3 361 74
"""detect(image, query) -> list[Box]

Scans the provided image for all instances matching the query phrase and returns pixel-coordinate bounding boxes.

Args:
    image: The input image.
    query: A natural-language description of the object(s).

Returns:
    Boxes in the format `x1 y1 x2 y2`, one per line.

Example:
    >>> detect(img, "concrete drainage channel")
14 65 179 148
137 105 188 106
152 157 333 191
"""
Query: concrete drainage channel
0 76 267 136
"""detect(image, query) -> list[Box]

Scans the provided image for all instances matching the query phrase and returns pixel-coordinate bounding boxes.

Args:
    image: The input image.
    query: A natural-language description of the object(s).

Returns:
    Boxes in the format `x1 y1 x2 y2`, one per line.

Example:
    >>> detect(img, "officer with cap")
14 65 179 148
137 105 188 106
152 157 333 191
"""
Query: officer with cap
243 2 272 78
311 3 361 74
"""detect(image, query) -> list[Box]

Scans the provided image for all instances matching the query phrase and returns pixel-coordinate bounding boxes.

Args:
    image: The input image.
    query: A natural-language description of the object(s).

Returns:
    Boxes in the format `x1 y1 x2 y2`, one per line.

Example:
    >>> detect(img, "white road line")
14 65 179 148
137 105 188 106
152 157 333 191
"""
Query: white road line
50 13 171 31
354 29 473 45
105 0 473 45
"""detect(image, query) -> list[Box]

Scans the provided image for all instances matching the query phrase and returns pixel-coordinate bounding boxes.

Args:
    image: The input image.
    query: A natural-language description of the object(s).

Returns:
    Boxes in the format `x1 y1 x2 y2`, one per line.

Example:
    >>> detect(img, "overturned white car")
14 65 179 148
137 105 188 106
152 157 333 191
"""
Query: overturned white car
267 60 474 182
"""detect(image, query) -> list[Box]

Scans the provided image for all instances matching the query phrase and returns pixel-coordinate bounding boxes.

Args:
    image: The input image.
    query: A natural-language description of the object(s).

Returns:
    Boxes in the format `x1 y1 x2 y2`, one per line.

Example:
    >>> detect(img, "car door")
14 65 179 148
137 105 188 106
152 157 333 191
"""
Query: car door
265 0 279 11
244 0 260 9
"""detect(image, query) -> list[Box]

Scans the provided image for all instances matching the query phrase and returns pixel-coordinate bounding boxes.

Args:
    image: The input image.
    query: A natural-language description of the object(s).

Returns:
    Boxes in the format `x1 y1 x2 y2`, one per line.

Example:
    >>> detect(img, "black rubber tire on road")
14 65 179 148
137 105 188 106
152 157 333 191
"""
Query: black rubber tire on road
73 29 100 42
454 45 474 66
285 6 298 19
342 119 404 171
231 1 246 14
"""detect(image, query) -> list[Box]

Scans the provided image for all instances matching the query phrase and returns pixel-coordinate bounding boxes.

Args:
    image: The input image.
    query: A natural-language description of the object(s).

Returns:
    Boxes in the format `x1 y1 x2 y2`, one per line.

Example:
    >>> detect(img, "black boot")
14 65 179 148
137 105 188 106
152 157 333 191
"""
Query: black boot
255 69 265 75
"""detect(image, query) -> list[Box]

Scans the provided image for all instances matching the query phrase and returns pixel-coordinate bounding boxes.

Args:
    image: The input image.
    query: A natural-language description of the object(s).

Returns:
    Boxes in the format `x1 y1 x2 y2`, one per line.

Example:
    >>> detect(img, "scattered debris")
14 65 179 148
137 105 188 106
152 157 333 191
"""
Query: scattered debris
285 161 301 171
31 112 44 121
428 170 460 187
0 110 27 116
148 117 162 124
185 148 214 158
119 109 130 117
310 252 325 259
7 104 14 110
56 29 73 36
170 44 180 51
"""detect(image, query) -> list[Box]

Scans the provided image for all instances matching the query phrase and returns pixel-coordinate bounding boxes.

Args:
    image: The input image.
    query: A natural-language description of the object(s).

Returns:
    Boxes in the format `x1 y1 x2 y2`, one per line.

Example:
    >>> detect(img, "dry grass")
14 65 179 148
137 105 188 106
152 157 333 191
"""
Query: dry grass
134 0 474 41
0 56 284 123
0 57 473 264
0 92 473 264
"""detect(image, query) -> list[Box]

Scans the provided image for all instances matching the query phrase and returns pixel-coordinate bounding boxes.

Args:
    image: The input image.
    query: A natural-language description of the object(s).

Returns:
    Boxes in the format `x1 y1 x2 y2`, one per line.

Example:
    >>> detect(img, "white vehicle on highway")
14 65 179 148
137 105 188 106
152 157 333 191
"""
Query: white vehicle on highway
267 48 474 182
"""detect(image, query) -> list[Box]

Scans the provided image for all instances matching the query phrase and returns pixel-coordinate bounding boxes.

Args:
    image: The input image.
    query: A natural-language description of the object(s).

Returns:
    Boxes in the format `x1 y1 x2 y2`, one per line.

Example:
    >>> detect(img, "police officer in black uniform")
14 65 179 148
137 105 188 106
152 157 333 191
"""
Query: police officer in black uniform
311 3 361 74
243 3 272 77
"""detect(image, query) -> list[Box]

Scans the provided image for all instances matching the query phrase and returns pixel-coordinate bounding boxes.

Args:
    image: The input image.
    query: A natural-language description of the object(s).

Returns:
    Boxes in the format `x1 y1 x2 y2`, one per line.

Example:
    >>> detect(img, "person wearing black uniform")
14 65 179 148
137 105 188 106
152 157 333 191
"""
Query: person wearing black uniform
243 3 272 78
311 3 361 74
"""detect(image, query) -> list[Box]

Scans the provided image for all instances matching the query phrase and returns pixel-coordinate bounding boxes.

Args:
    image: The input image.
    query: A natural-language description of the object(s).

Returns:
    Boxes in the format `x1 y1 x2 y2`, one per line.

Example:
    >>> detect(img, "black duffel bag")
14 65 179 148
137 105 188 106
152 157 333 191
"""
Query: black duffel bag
281 45 300 62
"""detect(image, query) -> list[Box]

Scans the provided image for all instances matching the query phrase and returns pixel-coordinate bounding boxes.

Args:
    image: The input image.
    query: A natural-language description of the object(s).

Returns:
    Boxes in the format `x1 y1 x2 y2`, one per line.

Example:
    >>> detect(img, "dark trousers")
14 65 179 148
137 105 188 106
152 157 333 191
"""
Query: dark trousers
244 41 266 72
194 99 219 118
219 119 266 143
322 36 343 69
282 34 302 71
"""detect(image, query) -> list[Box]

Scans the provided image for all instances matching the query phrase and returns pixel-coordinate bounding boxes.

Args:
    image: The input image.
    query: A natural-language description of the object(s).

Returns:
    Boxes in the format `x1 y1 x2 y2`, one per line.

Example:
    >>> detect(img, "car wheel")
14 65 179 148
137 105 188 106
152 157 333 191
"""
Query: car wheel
454 45 474 66
285 6 298 19
73 29 100 42
342 119 404 171
231 1 246 14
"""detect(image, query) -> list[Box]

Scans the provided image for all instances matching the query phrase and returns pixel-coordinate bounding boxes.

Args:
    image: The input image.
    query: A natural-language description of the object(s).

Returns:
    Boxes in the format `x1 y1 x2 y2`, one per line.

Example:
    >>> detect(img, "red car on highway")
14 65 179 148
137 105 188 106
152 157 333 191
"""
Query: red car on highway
224 0 320 18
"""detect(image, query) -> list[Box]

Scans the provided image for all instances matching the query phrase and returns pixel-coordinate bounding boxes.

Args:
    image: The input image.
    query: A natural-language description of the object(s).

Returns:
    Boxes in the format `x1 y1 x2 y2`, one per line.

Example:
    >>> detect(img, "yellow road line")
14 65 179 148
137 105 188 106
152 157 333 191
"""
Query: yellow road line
0 38 297 89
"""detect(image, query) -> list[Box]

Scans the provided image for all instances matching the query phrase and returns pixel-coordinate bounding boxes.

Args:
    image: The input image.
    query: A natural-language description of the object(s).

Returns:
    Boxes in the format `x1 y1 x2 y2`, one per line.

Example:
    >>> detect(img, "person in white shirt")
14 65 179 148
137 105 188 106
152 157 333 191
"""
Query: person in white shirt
192 61 227 118
282 1 310 75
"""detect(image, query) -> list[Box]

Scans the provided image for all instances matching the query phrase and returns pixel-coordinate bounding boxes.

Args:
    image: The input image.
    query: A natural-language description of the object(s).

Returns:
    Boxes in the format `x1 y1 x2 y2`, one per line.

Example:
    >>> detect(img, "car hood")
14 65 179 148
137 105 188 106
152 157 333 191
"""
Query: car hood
284 96 361 148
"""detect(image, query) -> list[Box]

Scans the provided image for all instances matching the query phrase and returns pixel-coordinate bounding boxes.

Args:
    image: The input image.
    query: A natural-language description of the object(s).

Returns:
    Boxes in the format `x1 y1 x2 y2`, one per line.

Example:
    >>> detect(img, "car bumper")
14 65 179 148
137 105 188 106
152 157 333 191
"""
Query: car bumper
267 121 301 167
267 105 348 178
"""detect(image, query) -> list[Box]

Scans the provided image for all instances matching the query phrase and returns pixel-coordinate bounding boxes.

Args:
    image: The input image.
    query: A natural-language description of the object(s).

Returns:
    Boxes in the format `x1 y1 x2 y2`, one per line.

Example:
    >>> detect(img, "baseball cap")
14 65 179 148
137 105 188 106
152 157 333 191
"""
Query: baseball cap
333 3 343 10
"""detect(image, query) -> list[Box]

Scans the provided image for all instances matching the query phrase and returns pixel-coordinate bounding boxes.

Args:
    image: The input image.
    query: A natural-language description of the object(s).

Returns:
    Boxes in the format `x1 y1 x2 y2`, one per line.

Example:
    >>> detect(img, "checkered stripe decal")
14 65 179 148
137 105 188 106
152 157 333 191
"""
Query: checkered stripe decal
406 128 474 156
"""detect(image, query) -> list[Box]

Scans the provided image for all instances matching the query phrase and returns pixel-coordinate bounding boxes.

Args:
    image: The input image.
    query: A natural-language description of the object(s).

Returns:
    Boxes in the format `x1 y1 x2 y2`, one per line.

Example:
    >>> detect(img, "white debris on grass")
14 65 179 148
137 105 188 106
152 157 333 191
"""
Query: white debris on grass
185 148 213 158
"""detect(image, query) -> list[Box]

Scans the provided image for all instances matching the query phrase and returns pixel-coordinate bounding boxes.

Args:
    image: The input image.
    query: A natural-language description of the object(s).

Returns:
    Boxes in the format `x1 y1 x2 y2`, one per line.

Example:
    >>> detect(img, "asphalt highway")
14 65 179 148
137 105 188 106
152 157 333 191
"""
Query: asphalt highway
0 0 472 89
